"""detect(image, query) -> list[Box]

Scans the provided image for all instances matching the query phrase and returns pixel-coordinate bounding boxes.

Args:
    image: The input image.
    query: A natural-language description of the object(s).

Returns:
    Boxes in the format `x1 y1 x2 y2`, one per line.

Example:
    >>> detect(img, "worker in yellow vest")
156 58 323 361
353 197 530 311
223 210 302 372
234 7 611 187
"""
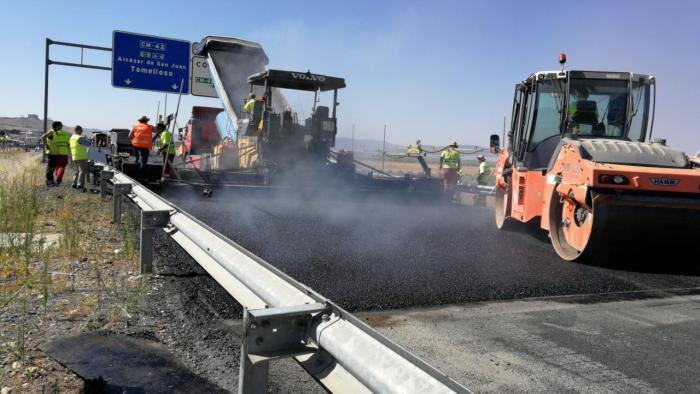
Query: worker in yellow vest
129 115 154 179
41 121 71 186
70 125 92 191
476 155 491 186
155 123 177 181
243 92 256 114
440 141 461 191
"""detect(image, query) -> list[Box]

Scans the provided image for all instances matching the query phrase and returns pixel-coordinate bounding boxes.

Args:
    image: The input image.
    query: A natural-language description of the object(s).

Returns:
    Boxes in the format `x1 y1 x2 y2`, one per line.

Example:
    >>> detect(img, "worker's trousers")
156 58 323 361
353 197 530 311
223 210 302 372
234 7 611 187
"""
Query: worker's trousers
45 154 57 185
442 168 458 190
161 152 175 177
72 160 88 189
53 155 68 184
133 147 150 172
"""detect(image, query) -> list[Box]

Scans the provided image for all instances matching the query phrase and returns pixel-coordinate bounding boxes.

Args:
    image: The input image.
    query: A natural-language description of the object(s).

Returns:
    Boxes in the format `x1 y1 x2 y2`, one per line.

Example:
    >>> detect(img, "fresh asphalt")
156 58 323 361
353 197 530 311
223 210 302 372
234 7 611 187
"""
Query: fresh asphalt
157 185 700 312
141 184 700 392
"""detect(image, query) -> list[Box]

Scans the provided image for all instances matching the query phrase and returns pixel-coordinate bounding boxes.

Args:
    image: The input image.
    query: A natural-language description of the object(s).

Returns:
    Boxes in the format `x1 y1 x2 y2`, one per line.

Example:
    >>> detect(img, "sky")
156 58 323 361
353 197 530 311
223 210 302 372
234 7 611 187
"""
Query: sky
0 0 698 149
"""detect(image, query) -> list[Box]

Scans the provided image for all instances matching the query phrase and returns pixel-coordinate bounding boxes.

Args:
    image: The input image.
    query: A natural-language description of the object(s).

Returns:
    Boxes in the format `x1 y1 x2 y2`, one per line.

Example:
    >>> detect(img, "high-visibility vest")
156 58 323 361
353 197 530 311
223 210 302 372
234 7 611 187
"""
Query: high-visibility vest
53 129 71 156
69 134 89 161
243 99 255 113
131 123 153 150
477 161 491 184
406 145 420 155
45 129 57 155
159 130 177 155
441 149 460 169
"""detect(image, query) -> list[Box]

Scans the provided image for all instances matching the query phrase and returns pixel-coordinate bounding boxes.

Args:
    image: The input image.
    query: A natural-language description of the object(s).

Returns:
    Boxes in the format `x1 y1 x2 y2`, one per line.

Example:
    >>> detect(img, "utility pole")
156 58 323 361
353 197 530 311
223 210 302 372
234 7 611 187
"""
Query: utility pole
42 38 50 163
381 124 387 173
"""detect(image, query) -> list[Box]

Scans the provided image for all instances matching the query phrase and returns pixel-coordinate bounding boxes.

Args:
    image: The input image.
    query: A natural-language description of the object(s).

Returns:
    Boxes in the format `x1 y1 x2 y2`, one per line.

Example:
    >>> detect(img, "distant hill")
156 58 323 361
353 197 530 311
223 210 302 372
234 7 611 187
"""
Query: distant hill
0 114 47 132
334 136 405 152
0 114 103 135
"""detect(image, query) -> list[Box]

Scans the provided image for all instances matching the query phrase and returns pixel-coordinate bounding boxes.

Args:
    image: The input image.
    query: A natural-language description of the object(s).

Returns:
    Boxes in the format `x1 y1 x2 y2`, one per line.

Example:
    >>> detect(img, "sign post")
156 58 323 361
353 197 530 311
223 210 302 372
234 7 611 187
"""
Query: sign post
112 31 190 94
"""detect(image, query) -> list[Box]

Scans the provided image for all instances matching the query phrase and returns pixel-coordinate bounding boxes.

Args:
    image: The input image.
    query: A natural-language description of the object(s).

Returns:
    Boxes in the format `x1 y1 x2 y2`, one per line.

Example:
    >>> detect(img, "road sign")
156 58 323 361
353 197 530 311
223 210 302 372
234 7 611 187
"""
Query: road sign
190 55 217 98
112 31 190 94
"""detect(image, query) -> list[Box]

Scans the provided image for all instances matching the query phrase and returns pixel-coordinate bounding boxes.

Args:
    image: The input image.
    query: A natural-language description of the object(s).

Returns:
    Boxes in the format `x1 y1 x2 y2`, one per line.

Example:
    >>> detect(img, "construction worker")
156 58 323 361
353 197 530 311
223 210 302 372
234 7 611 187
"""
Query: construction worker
406 140 422 155
128 115 154 178
243 92 256 114
476 155 491 186
155 123 176 181
440 141 461 191
41 121 70 186
69 126 92 191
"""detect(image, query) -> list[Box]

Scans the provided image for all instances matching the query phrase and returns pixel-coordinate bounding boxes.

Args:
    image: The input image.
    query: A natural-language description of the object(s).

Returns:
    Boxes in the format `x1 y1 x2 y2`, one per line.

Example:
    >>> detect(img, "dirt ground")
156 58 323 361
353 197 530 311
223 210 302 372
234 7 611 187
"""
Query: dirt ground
0 152 145 393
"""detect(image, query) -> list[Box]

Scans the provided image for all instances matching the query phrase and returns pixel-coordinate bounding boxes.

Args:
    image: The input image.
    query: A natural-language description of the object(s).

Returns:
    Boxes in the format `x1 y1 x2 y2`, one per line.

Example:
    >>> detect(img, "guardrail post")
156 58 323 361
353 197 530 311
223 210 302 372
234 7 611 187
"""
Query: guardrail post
111 183 132 224
139 210 171 274
238 303 328 394
100 170 114 199
239 333 269 394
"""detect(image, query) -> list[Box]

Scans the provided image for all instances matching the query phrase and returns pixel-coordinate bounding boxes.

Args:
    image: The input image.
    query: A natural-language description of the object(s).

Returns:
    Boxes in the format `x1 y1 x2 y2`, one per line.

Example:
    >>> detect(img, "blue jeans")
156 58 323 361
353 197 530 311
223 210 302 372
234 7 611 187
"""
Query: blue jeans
134 147 149 171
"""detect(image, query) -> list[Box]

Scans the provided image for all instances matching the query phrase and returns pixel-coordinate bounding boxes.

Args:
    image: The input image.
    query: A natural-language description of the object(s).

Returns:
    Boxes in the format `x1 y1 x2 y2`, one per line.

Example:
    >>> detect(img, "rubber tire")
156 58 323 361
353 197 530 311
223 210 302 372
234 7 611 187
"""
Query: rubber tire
548 190 603 263
494 176 514 230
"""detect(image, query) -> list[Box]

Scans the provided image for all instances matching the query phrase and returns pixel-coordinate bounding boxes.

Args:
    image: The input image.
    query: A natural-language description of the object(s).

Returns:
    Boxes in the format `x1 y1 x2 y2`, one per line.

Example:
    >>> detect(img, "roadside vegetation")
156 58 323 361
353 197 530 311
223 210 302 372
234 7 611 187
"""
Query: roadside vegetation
0 151 146 393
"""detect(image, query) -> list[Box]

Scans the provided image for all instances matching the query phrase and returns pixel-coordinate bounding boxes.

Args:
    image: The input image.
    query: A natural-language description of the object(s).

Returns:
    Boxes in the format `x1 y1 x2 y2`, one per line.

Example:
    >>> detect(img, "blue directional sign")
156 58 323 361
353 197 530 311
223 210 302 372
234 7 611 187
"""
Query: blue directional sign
112 31 190 94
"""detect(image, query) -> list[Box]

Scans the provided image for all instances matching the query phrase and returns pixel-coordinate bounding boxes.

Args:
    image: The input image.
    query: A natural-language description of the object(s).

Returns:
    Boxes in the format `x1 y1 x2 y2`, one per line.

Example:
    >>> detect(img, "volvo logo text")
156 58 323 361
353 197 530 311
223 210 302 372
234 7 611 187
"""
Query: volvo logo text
291 72 325 82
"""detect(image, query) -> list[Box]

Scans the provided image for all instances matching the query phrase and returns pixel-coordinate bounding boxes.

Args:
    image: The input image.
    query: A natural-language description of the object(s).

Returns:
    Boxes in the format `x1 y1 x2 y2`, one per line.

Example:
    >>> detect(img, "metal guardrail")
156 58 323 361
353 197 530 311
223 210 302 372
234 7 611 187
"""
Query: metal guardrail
97 164 472 394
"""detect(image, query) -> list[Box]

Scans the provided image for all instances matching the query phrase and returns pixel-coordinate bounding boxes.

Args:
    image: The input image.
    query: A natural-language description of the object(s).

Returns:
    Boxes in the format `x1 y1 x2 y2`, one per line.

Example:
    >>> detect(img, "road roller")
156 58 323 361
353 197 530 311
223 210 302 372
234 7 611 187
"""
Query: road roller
491 54 700 262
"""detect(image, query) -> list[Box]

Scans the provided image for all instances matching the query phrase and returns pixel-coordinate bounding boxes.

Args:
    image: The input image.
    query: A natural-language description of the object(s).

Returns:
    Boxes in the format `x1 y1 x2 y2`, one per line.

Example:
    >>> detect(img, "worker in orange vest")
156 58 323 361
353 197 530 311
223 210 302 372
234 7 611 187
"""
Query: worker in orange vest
129 115 154 178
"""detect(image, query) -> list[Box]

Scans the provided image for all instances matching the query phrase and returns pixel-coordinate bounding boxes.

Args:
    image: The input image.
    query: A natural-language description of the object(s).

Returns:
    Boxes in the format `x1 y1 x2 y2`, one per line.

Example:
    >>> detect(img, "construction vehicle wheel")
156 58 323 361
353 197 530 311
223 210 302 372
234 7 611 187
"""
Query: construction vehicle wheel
548 190 598 261
494 177 513 230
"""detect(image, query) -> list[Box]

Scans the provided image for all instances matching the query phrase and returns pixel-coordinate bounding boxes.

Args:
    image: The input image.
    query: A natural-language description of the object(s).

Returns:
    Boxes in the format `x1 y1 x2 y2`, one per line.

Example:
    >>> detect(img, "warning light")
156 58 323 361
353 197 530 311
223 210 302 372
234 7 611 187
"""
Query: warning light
559 53 567 65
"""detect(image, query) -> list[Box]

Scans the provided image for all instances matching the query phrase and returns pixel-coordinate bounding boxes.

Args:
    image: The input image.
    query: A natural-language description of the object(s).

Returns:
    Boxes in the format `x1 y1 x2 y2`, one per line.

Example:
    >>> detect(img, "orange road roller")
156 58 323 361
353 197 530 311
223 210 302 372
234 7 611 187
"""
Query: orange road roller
491 55 700 262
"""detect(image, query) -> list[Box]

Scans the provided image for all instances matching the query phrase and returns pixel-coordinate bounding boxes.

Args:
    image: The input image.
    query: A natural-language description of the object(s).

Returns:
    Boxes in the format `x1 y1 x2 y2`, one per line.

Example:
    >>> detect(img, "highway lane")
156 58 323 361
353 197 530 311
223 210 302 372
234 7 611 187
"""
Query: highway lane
142 185 700 392
157 186 700 311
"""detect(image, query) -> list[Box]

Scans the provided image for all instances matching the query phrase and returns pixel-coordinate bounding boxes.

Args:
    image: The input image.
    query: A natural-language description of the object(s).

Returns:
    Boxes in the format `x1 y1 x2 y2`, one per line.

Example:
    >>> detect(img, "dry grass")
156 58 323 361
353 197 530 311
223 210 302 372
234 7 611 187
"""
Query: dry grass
0 151 147 392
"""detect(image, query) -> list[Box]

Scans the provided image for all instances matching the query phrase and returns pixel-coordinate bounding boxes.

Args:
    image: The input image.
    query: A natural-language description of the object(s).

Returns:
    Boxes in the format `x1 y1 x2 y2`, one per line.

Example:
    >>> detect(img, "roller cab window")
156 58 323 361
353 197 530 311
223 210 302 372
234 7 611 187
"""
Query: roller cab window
526 79 565 152
566 78 628 138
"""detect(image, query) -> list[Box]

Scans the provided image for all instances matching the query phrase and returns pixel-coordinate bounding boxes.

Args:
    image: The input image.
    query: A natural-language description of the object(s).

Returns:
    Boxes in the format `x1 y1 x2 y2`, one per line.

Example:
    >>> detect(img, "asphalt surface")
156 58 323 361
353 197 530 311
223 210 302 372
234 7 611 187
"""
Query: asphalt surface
364 292 700 393
157 185 700 312
138 185 700 392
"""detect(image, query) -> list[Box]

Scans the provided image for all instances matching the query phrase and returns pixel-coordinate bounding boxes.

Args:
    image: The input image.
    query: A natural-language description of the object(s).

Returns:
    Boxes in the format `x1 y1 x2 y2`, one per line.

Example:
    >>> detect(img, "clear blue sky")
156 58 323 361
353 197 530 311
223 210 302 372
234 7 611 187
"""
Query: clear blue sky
1 0 698 149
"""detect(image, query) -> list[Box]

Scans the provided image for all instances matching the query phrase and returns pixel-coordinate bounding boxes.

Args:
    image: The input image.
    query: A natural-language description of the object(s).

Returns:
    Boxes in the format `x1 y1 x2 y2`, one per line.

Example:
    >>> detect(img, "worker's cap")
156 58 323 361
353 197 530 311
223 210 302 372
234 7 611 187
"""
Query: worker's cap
137 115 150 122
477 154 486 160
450 141 459 148
248 93 256 99
156 122 166 129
